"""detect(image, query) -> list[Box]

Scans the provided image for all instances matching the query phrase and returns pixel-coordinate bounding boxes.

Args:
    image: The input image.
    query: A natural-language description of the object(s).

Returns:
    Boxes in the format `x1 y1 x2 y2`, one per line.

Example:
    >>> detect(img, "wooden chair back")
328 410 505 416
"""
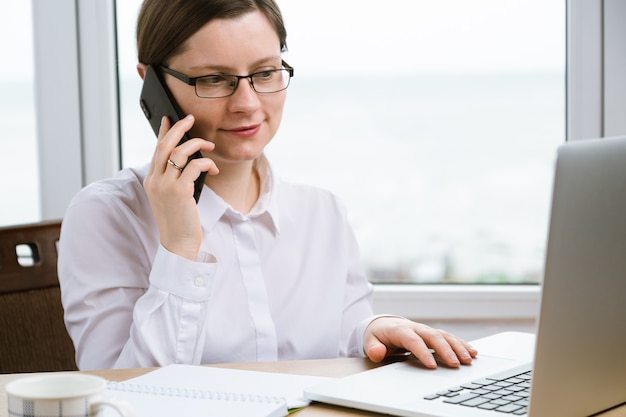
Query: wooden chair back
0 220 78 373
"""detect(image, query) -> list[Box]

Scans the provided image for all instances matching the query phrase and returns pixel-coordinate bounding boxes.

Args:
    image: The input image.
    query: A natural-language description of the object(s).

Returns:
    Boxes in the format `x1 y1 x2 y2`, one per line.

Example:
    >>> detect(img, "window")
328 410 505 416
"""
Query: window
117 0 565 284
0 2 40 226
19 0 623 321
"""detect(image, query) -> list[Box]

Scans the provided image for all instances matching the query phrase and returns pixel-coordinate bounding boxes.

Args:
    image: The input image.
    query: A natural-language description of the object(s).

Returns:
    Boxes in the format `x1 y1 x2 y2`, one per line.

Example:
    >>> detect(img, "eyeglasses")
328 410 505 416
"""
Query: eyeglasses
159 60 294 99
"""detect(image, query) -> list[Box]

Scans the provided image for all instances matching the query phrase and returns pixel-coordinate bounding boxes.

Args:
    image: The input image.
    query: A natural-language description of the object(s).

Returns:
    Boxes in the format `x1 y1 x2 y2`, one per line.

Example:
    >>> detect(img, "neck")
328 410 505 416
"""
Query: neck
205 160 260 214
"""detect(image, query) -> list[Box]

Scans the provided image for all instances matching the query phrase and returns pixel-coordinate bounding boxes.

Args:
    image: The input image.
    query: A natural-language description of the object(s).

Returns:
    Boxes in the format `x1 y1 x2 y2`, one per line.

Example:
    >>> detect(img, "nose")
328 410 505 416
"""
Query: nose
227 77 260 113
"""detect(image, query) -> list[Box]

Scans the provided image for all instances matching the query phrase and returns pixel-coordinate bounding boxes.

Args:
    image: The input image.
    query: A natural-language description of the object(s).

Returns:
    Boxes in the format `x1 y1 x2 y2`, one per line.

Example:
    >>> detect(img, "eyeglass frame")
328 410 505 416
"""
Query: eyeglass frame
159 60 294 99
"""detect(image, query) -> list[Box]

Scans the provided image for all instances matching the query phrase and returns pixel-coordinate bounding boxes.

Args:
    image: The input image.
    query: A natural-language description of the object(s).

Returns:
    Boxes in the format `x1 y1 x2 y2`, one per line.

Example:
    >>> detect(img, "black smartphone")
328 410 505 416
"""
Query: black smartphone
139 64 206 203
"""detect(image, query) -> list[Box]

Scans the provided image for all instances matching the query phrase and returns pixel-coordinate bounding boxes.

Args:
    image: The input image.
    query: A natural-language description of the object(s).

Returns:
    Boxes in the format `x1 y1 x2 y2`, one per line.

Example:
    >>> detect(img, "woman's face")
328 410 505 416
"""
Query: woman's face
164 10 286 168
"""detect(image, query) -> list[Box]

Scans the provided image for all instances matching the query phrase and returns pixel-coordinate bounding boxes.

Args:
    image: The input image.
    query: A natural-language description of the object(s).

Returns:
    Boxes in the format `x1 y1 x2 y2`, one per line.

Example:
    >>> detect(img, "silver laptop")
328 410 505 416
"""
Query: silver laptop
305 136 626 417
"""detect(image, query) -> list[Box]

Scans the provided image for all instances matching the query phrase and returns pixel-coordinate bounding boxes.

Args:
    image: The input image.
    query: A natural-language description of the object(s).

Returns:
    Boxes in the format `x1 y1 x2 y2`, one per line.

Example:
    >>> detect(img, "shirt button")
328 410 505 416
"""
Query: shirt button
193 277 204 287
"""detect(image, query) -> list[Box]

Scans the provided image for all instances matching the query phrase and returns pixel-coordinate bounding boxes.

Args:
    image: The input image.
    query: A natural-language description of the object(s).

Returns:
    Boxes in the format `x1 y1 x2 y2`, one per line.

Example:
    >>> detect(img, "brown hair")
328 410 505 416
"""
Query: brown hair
136 0 287 66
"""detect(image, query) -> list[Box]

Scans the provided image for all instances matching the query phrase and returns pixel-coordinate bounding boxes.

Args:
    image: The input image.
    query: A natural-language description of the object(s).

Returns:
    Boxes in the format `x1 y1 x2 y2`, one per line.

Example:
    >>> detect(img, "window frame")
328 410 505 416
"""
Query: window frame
32 0 626 320
32 0 119 219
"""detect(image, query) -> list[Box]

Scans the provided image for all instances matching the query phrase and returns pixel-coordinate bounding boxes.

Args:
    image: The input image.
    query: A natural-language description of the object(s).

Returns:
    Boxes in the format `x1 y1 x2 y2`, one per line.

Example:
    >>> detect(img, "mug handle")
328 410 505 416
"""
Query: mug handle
91 399 136 417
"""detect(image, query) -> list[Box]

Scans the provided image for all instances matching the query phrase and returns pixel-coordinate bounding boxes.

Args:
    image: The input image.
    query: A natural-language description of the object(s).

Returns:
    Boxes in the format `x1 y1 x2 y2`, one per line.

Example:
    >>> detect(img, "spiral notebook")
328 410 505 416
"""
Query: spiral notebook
104 364 333 417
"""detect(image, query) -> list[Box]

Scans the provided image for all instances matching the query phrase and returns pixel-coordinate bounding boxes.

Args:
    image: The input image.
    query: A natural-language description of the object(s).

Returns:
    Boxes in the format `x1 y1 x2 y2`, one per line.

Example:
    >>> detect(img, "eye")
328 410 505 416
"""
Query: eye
253 70 277 82
197 75 232 87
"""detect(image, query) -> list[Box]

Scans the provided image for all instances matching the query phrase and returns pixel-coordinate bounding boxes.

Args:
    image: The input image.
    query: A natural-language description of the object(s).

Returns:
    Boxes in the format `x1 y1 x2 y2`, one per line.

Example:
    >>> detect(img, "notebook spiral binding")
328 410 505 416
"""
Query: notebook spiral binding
107 381 287 404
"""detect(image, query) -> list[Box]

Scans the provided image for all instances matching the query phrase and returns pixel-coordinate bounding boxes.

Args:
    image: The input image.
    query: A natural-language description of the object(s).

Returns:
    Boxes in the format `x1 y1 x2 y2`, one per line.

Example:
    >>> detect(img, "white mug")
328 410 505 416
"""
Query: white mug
6 373 134 417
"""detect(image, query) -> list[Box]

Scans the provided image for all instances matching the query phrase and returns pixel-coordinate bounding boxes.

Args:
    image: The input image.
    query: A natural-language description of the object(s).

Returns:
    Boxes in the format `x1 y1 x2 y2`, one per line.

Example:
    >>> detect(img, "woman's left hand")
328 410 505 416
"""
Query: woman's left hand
363 317 478 368
143 114 218 261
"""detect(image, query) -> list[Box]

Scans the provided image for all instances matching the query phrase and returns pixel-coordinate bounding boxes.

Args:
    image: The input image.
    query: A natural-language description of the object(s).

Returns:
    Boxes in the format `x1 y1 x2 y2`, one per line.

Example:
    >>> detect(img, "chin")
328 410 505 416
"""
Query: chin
216 149 265 164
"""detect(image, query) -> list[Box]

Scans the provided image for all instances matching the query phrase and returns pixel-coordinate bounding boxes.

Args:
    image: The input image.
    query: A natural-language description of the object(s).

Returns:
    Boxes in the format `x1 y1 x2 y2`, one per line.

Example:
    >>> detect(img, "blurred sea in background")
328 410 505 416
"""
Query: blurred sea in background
1 72 564 283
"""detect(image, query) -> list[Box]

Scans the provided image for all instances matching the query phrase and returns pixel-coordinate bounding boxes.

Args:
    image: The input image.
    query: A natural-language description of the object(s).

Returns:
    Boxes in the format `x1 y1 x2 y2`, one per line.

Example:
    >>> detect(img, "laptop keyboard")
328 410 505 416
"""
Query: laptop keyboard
423 366 532 415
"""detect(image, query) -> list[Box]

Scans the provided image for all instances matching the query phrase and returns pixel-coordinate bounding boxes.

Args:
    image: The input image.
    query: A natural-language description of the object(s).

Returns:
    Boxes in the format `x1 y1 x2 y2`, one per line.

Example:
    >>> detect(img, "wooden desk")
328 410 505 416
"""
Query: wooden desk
2 358 625 416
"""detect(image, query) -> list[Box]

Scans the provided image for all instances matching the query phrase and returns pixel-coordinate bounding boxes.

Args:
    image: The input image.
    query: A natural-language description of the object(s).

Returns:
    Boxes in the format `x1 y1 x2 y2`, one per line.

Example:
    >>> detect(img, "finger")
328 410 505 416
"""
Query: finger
443 334 477 365
153 114 195 172
168 138 215 168
362 323 392 363
167 140 218 180
147 116 171 177
159 114 194 146
367 326 438 368
416 329 478 368
364 341 388 363
157 114 171 139
166 158 185 173
177 157 219 185
364 318 437 368
428 330 478 366
383 325 463 368
363 335 415 363
399 331 439 369
424 330 469 368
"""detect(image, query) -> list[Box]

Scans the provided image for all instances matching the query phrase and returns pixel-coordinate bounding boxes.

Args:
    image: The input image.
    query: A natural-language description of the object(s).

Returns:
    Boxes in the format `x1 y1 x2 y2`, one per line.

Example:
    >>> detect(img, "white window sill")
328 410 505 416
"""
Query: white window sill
372 284 540 320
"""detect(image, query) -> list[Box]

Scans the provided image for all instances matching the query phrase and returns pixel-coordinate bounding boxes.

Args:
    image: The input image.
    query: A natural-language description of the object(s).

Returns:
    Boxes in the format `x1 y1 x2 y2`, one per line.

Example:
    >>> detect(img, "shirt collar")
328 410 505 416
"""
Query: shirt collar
197 154 281 235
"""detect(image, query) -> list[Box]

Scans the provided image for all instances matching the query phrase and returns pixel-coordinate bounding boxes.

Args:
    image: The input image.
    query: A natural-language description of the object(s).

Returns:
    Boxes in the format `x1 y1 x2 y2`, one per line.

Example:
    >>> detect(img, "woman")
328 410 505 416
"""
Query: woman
58 0 477 370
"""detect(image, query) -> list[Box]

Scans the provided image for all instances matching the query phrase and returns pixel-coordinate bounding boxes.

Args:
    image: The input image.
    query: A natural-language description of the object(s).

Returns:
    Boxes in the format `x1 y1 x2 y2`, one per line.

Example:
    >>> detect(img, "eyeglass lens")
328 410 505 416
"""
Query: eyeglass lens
195 69 291 98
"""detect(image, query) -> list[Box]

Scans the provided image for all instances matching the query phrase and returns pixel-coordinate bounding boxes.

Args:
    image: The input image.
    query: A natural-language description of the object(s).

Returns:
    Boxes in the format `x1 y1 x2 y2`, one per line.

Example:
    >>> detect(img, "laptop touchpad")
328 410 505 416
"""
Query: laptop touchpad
395 354 516 383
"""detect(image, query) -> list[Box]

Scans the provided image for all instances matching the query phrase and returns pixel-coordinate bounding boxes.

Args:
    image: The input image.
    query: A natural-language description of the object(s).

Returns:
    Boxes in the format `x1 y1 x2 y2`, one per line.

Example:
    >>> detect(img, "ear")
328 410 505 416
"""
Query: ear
137 63 148 80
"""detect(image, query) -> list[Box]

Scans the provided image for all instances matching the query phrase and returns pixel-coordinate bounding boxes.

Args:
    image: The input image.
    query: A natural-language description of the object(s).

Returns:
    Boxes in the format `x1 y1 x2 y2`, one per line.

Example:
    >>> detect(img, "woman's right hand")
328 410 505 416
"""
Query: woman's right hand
143 114 218 261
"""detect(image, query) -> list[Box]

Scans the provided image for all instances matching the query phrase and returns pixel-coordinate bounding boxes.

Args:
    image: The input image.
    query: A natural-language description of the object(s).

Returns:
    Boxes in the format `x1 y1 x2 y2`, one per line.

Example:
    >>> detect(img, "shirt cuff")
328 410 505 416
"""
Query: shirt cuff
149 245 217 302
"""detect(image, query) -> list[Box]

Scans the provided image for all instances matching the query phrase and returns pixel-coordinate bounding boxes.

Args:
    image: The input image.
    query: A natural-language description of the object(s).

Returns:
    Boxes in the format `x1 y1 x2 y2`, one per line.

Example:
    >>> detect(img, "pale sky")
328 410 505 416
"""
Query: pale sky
1 0 565 80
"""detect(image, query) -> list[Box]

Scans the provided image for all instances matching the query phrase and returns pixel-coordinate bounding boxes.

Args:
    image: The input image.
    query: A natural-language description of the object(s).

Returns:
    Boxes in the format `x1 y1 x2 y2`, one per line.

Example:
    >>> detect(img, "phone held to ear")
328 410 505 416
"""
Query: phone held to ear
139 64 207 203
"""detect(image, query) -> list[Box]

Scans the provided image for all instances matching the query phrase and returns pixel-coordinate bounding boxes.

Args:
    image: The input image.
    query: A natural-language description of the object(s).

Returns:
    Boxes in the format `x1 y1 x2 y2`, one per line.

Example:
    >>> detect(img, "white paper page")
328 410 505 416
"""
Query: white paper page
110 364 334 409
104 387 288 417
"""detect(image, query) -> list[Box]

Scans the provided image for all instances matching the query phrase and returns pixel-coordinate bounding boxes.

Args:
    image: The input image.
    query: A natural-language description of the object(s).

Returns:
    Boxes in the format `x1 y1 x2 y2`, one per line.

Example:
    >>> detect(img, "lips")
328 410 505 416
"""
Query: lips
224 123 261 138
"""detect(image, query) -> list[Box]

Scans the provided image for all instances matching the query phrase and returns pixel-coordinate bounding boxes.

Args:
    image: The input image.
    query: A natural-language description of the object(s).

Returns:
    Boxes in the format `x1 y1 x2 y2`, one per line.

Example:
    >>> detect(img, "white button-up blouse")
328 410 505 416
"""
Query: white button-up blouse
58 156 375 370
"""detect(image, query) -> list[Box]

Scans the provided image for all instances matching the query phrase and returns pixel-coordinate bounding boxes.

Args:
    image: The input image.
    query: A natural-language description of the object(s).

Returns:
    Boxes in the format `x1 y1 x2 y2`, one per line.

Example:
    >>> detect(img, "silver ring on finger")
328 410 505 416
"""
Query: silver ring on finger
167 158 184 173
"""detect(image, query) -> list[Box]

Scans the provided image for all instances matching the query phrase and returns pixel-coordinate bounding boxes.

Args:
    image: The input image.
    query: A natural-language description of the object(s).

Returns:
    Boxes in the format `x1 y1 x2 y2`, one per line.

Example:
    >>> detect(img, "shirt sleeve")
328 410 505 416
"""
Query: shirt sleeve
332 197 377 358
116 246 217 368
58 181 217 370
